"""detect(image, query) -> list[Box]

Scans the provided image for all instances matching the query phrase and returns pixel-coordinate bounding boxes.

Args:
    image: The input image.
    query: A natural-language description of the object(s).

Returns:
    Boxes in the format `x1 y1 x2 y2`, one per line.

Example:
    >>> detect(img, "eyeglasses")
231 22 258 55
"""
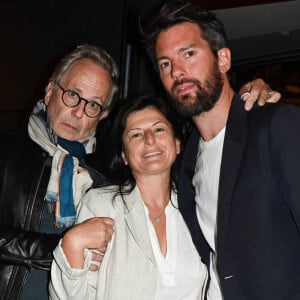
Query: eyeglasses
56 82 106 118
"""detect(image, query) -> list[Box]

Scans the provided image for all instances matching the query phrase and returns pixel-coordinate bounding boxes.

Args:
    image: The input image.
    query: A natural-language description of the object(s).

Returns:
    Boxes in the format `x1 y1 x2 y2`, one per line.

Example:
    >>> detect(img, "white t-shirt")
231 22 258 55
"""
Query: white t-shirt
193 127 226 300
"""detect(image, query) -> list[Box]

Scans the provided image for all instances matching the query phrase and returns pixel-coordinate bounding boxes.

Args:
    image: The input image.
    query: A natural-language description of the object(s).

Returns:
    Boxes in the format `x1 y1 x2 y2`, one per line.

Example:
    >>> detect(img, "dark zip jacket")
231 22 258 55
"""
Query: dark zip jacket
0 129 104 299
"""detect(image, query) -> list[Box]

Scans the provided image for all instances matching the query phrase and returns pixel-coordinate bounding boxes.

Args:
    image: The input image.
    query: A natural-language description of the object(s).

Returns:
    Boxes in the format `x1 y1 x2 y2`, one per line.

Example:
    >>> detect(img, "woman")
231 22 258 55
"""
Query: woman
49 95 207 300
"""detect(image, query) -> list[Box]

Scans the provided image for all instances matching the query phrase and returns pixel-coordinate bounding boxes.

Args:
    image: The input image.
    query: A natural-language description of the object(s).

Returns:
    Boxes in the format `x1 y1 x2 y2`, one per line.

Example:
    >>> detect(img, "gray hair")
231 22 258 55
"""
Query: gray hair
48 44 119 111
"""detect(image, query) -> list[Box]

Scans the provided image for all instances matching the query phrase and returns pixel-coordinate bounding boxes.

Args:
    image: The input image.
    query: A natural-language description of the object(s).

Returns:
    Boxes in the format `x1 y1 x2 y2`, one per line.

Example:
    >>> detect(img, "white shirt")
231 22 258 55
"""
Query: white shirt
143 195 207 300
193 127 226 300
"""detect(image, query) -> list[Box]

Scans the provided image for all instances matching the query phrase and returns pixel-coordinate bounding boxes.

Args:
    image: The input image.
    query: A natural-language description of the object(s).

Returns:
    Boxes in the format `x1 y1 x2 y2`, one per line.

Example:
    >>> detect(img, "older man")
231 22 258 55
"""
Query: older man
0 45 117 299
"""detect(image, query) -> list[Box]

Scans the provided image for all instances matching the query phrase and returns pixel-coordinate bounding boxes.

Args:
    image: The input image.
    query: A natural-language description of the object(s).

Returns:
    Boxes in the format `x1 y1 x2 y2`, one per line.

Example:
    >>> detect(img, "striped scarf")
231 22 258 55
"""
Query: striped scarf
28 99 96 228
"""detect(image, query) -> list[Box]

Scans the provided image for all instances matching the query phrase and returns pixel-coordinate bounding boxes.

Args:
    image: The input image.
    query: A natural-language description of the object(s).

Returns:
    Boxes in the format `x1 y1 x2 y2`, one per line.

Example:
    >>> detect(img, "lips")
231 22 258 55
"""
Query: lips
175 83 195 95
63 122 79 132
142 150 162 158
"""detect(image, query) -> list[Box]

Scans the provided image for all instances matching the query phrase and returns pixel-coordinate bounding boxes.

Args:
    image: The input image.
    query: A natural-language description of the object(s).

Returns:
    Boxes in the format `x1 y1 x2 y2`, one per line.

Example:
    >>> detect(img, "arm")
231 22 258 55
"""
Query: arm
61 217 114 268
269 103 300 230
239 78 281 111
49 190 114 300
0 132 60 270
0 225 61 270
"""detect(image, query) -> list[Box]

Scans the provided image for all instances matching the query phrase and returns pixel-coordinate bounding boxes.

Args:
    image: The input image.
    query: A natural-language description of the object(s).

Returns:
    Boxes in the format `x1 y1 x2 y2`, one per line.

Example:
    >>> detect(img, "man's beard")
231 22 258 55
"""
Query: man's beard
168 62 224 118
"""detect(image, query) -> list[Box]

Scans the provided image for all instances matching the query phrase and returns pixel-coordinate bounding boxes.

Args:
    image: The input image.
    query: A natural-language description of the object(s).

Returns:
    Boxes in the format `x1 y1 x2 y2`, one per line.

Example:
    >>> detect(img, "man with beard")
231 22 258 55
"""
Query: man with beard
143 1 300 299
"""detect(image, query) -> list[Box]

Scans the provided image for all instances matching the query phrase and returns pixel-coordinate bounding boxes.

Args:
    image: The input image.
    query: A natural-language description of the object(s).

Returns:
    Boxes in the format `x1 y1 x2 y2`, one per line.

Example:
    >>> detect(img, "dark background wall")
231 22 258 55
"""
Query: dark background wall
1 0 299 132
0 0 125 131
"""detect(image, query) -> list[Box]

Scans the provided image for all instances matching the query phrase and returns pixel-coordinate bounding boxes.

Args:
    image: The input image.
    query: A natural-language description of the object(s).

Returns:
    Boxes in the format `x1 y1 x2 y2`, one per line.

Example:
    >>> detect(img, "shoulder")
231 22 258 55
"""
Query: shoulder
0 129 46 166
268 103 300 146
249 102 300 131
1 129 42 154
236 102 300 154
2 129 30 144
79 185 123 214
230 92 300 131
83 185 119 203
270 101 300 122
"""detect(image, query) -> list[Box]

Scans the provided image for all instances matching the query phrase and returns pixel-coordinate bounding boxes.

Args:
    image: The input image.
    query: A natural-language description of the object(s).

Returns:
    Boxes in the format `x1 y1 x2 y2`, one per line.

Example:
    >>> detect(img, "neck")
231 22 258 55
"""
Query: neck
192 81 234 141
141 185 170 225
135 173 170 255
136 175 171 210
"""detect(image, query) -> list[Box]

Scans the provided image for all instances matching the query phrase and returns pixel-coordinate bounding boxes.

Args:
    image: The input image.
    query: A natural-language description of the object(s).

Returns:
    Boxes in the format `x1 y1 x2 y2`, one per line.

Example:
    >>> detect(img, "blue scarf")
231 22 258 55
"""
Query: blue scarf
28 99 97 228
57 137 86 223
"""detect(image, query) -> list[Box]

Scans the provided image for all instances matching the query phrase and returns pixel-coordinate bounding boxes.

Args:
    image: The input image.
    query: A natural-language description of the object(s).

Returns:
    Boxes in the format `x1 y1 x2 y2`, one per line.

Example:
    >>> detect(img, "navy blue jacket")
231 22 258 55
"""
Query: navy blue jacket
178 94 300 299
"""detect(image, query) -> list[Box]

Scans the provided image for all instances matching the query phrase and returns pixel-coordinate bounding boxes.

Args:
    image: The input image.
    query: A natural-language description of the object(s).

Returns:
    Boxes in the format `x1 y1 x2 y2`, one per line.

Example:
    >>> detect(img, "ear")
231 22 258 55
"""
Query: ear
217 48 231 73
98 110 109 121
175 138 181 155
121 150 128 165
44 81 54 105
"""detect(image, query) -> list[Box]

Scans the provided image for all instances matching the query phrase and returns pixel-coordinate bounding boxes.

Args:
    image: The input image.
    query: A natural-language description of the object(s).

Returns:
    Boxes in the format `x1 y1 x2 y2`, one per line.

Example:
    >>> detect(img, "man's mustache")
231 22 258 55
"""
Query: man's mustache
171 78 201 94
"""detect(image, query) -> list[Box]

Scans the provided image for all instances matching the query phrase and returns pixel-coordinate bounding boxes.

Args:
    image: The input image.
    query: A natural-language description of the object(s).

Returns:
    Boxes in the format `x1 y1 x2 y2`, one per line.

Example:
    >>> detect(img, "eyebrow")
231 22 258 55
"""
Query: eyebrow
156 43 197 62
126 120 166 132
179 43 197 52
156 55 170 63
67 86 104 103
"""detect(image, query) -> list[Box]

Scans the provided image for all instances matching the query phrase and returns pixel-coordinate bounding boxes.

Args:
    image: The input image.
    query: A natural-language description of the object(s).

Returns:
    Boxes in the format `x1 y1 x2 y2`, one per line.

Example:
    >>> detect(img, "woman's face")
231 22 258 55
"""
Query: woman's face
122 106 181 179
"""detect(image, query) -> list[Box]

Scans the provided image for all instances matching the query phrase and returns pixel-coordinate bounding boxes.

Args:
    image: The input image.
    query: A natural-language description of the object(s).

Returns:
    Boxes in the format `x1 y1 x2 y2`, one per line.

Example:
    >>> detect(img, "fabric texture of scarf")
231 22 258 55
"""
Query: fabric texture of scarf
28 99 96 228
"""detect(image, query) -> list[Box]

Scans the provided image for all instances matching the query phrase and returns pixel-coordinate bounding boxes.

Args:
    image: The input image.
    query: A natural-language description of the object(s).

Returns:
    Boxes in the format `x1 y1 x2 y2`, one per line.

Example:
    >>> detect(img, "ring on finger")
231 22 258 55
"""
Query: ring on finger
241 92 251 100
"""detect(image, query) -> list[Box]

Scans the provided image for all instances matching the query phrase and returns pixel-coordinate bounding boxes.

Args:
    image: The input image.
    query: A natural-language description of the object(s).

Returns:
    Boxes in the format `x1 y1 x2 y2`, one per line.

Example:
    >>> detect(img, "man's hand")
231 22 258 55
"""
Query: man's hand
61 217 114 269
239 78 281 111
89 249 106 271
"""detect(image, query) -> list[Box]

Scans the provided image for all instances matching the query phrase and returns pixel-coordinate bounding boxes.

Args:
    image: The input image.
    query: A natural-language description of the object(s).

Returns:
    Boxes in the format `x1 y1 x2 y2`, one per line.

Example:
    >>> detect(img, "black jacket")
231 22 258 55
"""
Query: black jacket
178 95 300 299
0 130 104 299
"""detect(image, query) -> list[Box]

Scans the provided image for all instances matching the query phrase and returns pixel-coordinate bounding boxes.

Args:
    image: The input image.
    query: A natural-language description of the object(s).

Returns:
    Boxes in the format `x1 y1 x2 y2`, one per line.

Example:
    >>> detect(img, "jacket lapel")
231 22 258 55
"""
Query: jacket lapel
124 186 156 263
217 94 248 252
178 129 211 264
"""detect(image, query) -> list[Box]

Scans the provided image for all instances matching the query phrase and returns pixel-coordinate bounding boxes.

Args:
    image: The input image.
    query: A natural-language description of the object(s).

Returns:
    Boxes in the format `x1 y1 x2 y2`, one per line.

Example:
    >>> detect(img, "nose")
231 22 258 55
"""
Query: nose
171 60 185 80
145 131 155 145
72 100 85 119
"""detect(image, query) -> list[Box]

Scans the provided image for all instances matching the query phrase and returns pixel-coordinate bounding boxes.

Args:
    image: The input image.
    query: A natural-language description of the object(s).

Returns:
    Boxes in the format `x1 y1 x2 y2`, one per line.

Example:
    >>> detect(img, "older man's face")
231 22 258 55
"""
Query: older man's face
45 58 113 142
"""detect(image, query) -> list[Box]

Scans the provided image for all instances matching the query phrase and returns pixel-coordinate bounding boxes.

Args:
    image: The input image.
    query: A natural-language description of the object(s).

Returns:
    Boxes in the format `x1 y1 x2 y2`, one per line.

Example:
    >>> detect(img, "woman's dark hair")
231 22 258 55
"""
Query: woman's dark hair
140 0 227 70
103 94 184 197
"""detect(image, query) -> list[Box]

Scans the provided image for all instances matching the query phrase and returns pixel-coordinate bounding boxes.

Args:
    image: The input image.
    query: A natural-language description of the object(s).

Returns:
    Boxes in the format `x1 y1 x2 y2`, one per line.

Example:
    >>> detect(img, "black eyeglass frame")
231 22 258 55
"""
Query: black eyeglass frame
55 82 106 118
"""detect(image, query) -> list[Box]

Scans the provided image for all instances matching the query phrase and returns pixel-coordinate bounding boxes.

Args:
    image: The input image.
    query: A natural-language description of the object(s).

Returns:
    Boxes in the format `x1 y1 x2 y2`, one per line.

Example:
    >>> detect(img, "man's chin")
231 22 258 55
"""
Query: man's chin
56 130 78 142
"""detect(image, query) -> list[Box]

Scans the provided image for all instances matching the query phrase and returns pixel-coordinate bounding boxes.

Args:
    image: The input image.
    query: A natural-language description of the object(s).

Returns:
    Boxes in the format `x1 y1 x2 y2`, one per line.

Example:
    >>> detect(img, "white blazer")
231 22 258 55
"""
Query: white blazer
49 185 207 300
